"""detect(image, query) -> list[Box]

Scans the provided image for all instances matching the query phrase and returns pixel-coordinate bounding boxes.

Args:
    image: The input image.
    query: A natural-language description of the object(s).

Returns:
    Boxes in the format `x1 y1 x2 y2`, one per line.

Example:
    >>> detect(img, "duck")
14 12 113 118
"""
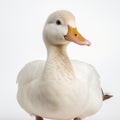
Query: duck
17 10 112 120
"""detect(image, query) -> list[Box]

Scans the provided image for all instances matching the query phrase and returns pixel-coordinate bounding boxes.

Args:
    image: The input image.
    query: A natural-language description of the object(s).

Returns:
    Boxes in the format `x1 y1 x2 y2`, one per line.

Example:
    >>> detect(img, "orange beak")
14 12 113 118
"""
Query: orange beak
64 25 91 46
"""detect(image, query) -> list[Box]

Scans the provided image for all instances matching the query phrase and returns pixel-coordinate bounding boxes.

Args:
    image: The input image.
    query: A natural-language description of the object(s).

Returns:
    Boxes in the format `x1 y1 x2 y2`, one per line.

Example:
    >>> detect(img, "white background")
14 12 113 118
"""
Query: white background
0 0 120 120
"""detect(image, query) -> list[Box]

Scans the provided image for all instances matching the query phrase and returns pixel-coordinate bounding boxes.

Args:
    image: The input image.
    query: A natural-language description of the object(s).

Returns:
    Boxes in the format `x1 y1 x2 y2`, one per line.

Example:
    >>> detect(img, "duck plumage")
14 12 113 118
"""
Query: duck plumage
17 10 112 120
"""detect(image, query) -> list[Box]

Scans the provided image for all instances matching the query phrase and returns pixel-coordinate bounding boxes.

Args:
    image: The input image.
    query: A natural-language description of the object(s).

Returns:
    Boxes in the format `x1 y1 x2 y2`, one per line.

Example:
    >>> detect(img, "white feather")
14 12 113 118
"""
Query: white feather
17 10 103 120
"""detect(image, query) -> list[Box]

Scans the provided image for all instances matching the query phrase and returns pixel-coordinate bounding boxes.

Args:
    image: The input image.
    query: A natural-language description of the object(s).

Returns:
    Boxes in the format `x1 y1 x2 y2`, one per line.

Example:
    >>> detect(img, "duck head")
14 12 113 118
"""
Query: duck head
43 10 91 47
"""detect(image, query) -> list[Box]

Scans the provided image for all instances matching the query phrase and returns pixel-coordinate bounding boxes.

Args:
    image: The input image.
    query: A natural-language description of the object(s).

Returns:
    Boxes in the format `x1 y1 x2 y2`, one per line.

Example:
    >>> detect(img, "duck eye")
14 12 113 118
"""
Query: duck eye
56 20 62 25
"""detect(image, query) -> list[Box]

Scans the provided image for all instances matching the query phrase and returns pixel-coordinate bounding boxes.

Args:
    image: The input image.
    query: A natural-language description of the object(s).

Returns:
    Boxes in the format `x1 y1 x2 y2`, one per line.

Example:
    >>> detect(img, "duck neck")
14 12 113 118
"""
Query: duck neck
43 45 75 81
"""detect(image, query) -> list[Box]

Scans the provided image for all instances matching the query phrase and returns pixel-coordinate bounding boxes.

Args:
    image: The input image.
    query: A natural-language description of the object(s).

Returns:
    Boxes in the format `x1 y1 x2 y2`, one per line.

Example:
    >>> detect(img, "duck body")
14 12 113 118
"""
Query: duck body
17 10 104 120
17 47 102 119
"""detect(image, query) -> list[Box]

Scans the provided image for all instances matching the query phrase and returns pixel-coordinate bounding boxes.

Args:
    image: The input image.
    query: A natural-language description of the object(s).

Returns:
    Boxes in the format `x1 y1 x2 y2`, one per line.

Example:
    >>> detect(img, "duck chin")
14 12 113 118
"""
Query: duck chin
54 37 70 45
45 38 70 47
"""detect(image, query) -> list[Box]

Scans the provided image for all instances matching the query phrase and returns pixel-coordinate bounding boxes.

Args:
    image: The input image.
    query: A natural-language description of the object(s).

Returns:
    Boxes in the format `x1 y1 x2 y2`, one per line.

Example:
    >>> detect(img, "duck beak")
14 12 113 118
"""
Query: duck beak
64 25 91 46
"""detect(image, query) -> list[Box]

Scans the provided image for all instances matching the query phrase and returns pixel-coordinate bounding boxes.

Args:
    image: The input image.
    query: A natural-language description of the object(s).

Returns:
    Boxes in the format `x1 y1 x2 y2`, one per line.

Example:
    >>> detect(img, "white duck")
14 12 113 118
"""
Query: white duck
17 10 112 120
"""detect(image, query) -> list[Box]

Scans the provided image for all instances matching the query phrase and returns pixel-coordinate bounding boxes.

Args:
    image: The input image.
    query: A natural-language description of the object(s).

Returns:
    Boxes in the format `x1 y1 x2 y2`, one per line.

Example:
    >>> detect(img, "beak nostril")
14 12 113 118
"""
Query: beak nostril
74 34 77 36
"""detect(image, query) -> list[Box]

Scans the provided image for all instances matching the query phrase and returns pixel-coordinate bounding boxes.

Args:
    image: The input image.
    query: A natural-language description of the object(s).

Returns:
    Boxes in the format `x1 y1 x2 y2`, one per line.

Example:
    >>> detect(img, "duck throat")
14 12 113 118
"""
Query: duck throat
43 45 75 81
